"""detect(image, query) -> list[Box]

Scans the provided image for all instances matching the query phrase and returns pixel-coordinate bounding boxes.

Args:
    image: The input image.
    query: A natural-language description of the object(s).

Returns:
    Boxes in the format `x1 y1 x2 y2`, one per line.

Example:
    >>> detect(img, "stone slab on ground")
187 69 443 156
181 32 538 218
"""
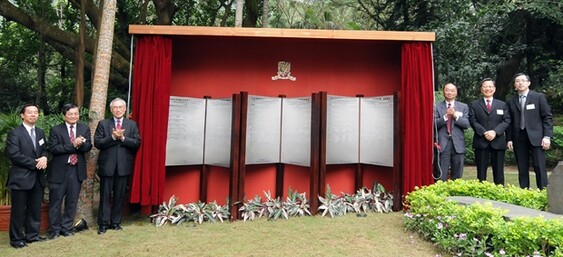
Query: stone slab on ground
447 196 563 220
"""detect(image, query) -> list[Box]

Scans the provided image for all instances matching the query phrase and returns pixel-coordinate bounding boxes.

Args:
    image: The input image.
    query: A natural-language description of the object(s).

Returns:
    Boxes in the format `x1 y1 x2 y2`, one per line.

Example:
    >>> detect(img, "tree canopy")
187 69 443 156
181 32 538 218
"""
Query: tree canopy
0 0 561 113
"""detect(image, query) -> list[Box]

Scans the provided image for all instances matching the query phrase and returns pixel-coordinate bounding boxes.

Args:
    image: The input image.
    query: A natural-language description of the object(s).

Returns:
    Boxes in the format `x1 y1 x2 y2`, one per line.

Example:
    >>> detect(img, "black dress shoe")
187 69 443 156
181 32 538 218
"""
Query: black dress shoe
60 230 74 237
26 236 47 243
48 233 60 240
110 224 123 231
10 241 28 249
98 226 108 235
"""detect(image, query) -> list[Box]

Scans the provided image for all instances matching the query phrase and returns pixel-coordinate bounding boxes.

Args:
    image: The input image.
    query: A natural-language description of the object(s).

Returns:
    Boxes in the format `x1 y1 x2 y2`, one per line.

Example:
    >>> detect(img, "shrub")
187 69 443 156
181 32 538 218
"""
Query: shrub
404 180 562 256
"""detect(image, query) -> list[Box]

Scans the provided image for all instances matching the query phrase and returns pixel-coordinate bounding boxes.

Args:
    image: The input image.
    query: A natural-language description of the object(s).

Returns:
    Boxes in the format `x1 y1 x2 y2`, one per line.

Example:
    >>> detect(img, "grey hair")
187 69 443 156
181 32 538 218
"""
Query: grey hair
109 98 127 108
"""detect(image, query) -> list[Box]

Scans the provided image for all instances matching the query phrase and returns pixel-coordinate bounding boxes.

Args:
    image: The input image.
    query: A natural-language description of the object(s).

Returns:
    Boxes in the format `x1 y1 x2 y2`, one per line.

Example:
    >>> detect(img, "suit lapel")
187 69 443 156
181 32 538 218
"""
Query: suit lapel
478 100 488 113
19 125 36 151
441 101 449 115
62 124 72 144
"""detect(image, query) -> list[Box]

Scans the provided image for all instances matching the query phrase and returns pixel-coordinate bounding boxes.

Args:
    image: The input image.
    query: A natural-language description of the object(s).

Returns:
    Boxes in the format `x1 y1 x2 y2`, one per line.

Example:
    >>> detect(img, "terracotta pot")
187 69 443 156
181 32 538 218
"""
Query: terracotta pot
0 203 49 232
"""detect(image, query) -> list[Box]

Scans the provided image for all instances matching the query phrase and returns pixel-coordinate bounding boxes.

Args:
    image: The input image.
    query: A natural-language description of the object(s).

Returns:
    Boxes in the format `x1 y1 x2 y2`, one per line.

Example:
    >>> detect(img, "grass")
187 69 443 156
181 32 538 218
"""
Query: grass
462 165 546 190
0 212 448 257
0 165 544 256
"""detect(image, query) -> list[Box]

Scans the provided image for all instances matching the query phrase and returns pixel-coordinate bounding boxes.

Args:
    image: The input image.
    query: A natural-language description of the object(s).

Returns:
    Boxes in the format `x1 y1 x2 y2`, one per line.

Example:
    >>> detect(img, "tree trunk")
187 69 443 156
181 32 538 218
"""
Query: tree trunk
75 0 86 107
82 0 117 225
235 0 244 27
262 0 268 28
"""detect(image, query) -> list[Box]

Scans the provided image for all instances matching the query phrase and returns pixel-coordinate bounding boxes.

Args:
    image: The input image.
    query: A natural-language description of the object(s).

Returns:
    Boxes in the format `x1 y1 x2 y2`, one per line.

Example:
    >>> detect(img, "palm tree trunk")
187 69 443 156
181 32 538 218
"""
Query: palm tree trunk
82 0 117 225
235 0 244 27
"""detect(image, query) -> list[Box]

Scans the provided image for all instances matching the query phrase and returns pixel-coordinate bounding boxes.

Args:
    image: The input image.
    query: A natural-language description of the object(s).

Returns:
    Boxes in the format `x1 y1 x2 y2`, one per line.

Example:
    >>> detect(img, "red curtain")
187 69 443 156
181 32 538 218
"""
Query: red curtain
401 42 434 197
131 36 172 206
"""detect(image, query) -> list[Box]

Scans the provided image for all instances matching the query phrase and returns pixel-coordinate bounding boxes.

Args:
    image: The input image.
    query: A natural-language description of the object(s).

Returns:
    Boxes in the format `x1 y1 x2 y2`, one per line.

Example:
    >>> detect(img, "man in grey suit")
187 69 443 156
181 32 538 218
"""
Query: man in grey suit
94 98 141 234
468 78 511 185
5 104 48 248
506 73 553 189
47 104 92 239
434 83 470 181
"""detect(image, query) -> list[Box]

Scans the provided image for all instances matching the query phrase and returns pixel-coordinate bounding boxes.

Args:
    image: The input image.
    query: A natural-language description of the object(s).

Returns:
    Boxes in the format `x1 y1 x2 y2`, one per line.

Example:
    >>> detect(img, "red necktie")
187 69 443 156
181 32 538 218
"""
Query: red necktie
116 119 121 130
446 103 452 134
486 100 491 112
69 125 78 165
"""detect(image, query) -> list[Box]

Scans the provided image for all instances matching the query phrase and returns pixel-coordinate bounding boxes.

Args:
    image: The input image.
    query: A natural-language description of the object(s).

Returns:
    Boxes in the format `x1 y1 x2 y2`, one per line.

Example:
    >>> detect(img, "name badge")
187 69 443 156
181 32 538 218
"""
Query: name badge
39 139 45 146
496 109 504 115
526 104 535 110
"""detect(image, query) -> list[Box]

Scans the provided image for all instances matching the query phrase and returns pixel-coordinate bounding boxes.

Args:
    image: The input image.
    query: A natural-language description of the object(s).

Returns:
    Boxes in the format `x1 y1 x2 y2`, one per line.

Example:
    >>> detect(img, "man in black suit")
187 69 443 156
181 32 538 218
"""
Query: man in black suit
94 98 141 234
47 104 92 239
506 73 553 189
468 78 511 185
5 104 48 248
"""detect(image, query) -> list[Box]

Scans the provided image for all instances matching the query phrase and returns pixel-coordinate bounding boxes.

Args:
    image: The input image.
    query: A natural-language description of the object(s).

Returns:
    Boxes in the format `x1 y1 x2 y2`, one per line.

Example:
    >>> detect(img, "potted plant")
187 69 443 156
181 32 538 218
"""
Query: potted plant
0 111 22 206
0 111 23 230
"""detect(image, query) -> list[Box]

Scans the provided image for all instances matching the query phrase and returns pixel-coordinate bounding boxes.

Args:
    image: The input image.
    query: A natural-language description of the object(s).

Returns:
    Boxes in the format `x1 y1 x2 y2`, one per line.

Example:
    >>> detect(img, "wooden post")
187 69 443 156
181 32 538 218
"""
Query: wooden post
319 91 327 197
392 91 403 211
229 93 242 220
309 92 321 214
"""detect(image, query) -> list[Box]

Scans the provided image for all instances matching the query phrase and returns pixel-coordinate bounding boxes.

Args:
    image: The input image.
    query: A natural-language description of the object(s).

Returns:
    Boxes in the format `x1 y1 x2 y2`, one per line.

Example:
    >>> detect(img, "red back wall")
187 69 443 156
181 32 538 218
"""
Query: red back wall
166 35 400 204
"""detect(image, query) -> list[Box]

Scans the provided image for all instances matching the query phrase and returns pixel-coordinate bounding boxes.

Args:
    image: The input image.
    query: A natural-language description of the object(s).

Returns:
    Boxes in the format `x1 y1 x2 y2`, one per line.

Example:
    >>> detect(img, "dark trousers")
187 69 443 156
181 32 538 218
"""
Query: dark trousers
9 180 44 244
49 165 82 235
475 147 505 185
514 129 548 189
98 173 129 227
437 137 464 181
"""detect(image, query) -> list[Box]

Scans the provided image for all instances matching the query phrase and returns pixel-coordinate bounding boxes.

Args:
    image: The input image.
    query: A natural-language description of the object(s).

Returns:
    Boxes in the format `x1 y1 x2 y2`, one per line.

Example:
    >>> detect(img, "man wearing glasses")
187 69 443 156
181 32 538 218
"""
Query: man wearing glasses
506 73 553 189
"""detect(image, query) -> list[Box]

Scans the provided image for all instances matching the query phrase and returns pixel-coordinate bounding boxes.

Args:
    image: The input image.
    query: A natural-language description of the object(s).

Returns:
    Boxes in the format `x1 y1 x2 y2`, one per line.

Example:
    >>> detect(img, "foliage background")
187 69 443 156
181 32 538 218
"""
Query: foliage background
0 0 561 115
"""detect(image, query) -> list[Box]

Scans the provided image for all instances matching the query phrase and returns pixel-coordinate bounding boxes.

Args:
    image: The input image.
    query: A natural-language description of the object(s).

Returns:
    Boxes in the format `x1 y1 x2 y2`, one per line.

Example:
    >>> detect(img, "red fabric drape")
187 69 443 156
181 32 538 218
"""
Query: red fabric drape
131 36 172 206
401 42 435 197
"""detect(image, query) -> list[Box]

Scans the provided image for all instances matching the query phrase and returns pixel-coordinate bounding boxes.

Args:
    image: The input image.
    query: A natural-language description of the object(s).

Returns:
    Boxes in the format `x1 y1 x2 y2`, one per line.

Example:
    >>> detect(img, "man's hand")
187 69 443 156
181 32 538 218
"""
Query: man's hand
446 107 456 118
484 130 497 141
112 128 125 141
541 138 551 150
35 156 48 170
507 141 513 151
73 135 86 148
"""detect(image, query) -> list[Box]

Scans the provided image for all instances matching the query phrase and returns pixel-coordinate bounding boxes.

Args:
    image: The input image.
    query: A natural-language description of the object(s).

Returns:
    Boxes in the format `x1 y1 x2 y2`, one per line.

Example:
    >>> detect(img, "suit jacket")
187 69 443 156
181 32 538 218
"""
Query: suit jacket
468 98 511 150
5 124 47 190
47 122 93 183
434 100 470 153
94 118 141 177
506 90 553 146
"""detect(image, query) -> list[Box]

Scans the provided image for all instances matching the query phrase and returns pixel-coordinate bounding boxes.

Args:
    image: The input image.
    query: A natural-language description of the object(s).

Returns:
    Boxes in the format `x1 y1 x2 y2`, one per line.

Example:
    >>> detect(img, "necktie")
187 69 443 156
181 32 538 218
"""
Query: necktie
446 103 452 135
520 95 526 129
116 119 121 130
69 125 78 165
30 127 36 149
486 100 491 112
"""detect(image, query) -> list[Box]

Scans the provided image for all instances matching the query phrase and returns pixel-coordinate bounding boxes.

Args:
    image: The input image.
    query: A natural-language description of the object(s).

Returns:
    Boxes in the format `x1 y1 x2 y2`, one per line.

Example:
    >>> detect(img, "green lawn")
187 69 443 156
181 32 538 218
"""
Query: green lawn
462 165 547 190
0 212 449 257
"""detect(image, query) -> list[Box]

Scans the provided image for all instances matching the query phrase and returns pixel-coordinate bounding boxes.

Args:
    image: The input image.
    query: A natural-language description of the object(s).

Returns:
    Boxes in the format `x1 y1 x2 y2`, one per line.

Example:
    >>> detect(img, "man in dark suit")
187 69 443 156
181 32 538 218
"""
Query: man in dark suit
506 73 553 189
5 104 48 248
434 83 470 181
468 78 511 185
94 98 141 234
47 104 92 239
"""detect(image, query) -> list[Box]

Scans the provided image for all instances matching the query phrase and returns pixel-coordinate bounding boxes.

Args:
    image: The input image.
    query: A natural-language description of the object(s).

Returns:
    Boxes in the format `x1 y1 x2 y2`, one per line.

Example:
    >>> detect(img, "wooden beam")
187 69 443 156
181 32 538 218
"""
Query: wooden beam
129 25 435 42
